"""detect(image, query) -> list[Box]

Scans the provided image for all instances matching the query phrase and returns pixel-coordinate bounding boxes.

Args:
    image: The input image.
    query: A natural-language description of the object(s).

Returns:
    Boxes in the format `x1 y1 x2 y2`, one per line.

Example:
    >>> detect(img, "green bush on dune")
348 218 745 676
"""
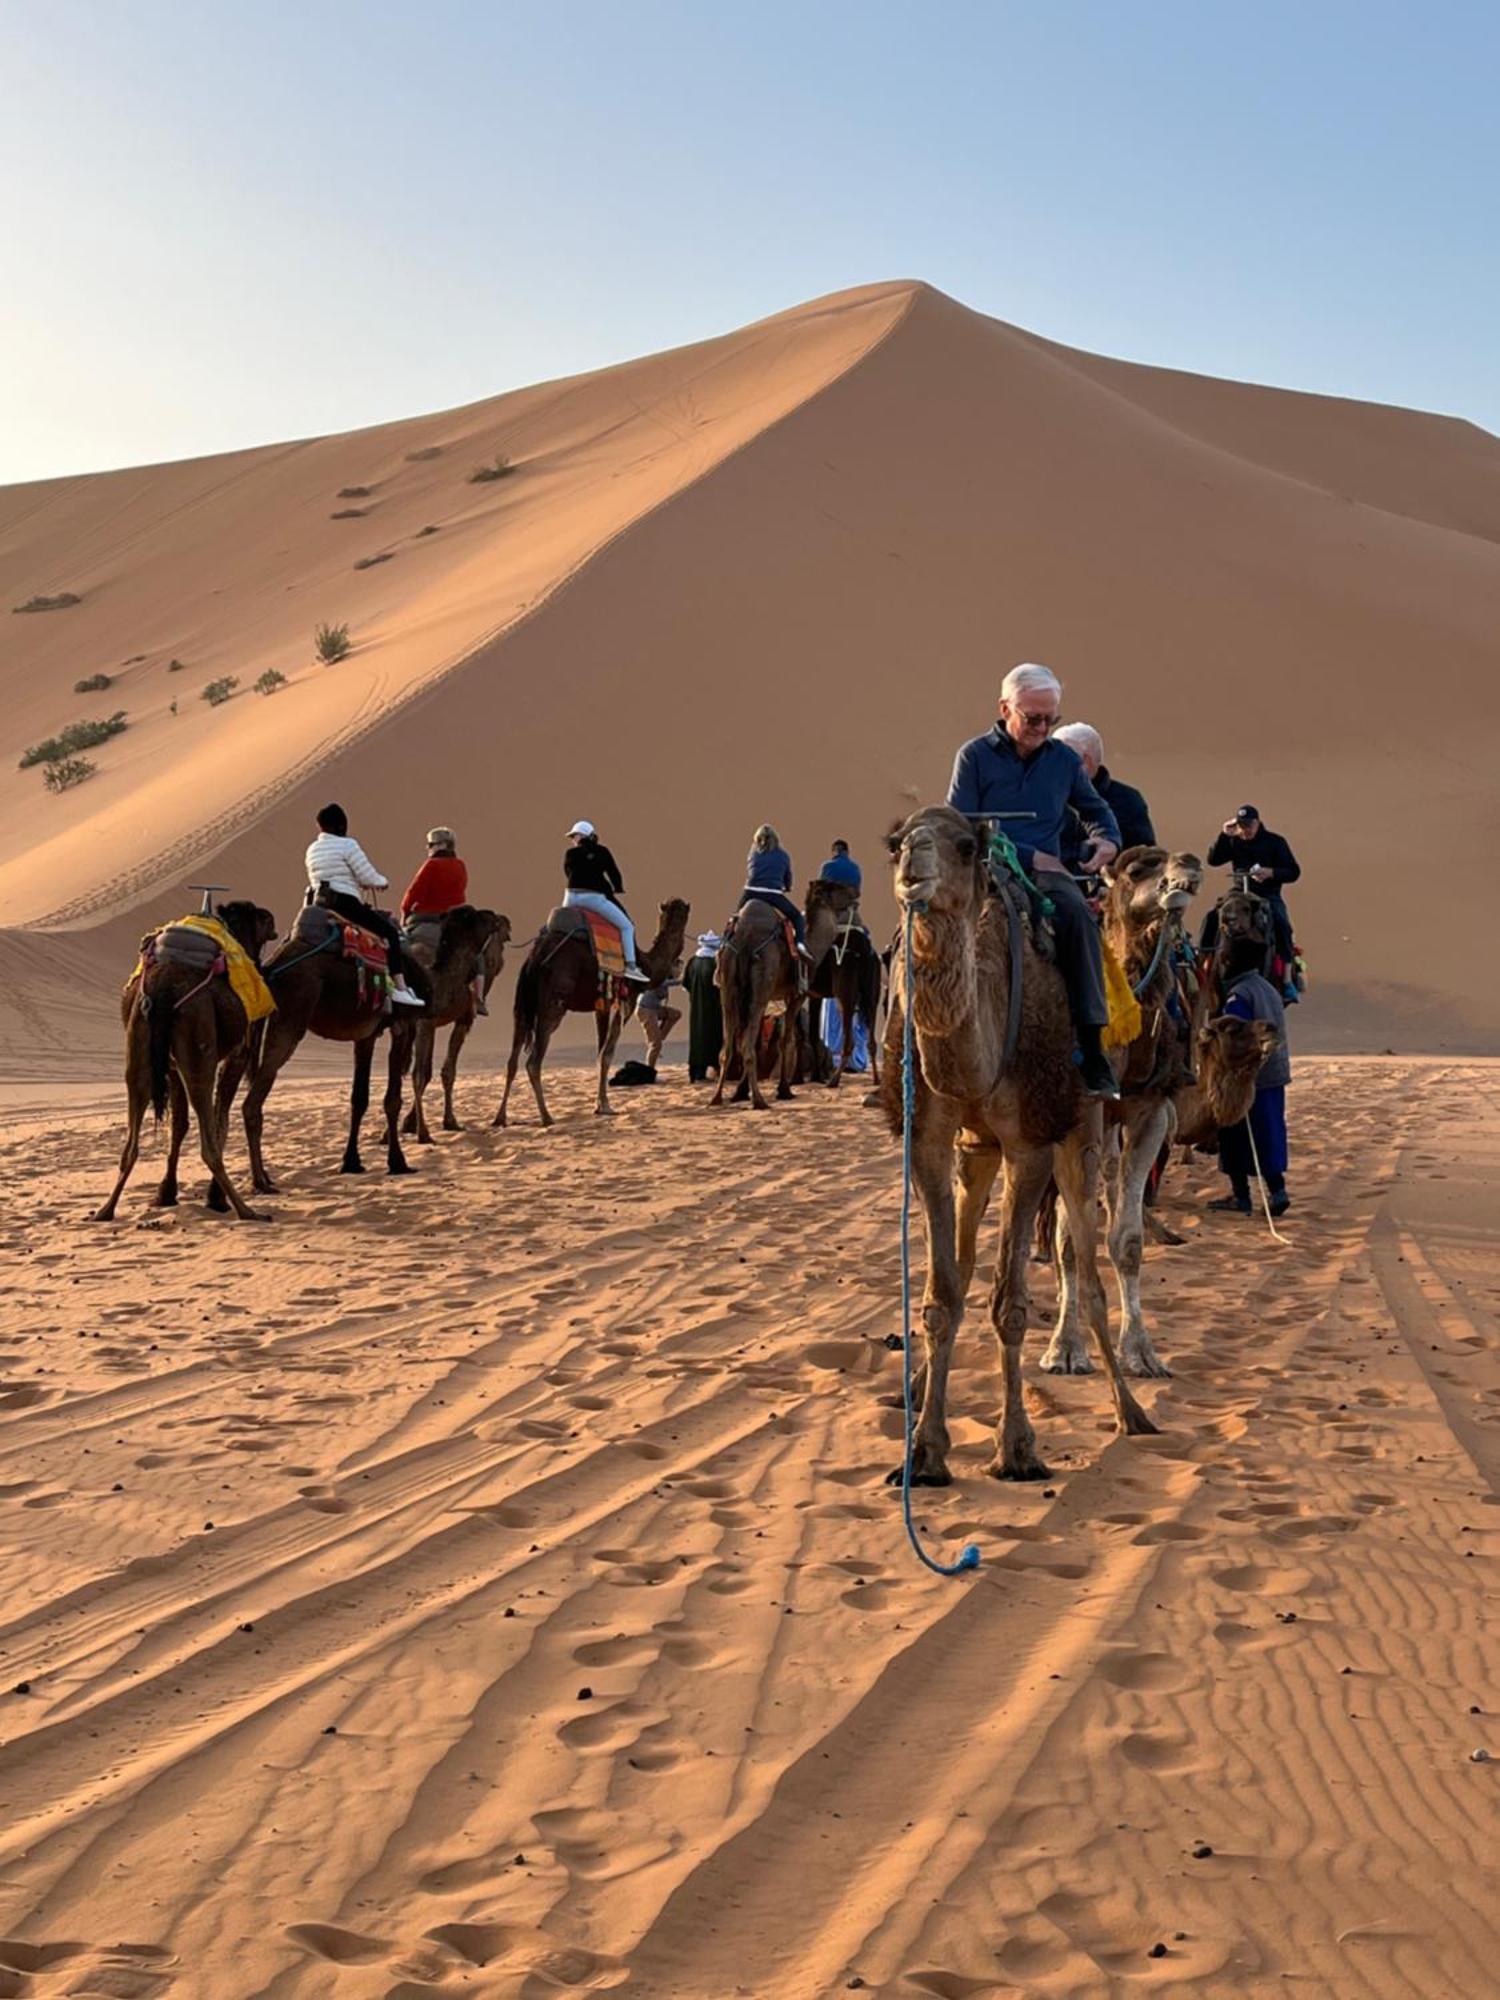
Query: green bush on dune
20 711 127 769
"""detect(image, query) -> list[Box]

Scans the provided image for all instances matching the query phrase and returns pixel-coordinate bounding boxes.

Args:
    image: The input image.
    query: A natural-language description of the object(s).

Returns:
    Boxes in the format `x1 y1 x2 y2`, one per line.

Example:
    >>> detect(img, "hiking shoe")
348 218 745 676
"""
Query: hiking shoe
1207 1194 1251 1215
624 964 650 983
391 986 424 1007
1268 1191 1291 1217
1079 1052 1120 1100
474 998 489 1016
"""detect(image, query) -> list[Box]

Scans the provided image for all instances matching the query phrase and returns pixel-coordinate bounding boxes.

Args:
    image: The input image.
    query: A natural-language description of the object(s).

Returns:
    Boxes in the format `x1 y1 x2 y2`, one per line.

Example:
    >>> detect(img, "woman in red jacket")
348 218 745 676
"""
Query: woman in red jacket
401 826 487 1015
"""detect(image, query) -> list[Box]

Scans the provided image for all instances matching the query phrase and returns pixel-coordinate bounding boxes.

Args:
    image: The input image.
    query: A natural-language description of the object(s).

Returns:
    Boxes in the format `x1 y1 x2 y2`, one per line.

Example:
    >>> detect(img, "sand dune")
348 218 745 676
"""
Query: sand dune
1 1058 1497 1996
3 278 1497 1063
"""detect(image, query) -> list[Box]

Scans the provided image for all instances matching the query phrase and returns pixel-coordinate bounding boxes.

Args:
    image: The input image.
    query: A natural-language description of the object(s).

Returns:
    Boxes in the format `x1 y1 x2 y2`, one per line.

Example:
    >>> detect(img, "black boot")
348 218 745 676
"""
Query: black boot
1077 1024 1120 1101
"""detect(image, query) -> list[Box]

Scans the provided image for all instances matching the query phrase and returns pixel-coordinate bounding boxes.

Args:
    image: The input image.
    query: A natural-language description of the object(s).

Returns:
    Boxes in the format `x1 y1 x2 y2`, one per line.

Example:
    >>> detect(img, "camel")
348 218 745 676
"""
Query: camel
495 898 690 1128
95 900 277 1223
880 806 1155 1484
712 879 857 1111
1140 1012 1279 1241
399 907 511 1141
807 908 883 1089
1043 846 1202 1379
221 897 431 1194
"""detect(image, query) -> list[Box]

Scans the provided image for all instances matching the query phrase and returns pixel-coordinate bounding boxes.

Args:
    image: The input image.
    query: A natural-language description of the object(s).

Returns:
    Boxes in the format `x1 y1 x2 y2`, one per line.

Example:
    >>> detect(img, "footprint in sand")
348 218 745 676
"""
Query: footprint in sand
1097 1648 1193 1692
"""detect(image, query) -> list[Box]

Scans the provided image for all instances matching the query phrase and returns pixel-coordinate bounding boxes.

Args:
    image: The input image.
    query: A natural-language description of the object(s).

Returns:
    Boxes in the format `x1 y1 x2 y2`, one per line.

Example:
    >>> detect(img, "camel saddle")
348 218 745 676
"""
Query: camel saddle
292 904 391 974
543 904 627 978
402 913 444 971
150 923 223 972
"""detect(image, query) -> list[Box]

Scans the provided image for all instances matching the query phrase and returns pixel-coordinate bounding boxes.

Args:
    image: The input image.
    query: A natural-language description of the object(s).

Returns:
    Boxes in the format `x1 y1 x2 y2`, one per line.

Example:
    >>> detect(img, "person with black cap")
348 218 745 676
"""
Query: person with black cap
1206 804 1300 995
304 803 423 1005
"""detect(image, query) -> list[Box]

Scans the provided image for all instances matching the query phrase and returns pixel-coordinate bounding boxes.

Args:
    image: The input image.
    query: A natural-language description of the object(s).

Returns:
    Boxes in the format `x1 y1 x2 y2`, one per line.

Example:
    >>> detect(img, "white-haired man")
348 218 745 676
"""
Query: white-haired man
1053 722 1156 869
948 663 1121 1098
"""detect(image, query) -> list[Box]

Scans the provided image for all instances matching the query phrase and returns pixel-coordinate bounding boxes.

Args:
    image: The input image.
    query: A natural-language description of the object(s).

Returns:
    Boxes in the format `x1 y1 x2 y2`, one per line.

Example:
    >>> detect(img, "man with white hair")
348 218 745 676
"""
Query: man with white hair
1053 722 1156 868
948 662 1122 1098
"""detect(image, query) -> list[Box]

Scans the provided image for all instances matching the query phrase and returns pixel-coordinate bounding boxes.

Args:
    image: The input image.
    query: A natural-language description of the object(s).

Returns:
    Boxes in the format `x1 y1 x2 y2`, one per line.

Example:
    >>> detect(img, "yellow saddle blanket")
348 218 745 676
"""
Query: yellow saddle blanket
1100 937 1142 1050
134 913 277 1024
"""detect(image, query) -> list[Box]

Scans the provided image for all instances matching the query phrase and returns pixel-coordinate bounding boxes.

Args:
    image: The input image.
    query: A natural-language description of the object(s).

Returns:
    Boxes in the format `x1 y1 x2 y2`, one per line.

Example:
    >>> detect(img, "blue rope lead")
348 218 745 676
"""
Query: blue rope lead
900 903 981 1580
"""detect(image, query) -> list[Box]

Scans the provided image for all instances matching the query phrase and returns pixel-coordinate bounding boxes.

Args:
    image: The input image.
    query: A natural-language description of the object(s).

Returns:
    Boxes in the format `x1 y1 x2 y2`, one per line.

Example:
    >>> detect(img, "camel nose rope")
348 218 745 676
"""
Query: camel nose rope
899 900 981 1581
1244 1114 1292 1246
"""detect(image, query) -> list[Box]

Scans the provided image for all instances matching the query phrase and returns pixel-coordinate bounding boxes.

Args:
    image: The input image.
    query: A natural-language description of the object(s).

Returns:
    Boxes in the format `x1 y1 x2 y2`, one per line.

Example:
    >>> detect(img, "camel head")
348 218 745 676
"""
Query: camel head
1217 888 1270 950
218 900 278 959
1196 1014 1278 1127
434 904 498 969
649 898 692 975
1105 846 1201 932
806 878 859 923
886 805 984 919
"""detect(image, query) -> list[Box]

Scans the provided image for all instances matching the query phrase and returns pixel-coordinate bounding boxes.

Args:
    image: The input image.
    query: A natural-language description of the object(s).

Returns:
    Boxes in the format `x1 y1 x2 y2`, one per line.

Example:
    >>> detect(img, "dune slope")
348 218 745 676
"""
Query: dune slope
2 278 1497 1059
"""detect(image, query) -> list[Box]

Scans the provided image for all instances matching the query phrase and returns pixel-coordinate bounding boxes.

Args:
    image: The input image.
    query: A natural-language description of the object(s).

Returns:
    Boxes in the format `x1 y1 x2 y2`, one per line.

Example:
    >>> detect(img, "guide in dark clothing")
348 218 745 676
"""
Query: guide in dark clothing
1206 805 1300 993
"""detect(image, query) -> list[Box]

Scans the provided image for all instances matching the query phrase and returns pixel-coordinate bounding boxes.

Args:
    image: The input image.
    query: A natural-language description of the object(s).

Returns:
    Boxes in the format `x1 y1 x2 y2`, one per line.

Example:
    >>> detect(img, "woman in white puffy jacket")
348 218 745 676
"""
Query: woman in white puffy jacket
304 803 423 1005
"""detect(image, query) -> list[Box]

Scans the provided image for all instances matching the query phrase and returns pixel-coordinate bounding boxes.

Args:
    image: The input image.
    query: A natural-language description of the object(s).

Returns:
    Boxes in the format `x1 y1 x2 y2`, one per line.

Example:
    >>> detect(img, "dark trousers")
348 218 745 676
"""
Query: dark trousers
739 888 806 945
324 891 407 979
1264 892 1295 968
1041 869 1108 1029
1219 1086 1288 1196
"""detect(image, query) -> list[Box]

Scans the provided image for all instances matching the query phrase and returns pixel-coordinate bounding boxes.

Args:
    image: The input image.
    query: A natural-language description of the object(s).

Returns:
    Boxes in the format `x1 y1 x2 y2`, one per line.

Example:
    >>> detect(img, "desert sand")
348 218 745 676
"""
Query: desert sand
1 1058 1498 1997
2 283 1498 1997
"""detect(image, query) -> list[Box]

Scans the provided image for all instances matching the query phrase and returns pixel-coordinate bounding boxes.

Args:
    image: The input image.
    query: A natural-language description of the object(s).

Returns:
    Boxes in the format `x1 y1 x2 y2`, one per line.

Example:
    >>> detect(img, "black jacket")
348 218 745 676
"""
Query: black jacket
564 838 625 898
1206 826 1300 892
1061 767 1156 869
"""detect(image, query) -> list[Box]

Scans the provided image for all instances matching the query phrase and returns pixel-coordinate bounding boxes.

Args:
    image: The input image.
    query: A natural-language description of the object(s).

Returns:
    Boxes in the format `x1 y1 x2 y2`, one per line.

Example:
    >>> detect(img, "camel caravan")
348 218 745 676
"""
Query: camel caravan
96 661 1298 1488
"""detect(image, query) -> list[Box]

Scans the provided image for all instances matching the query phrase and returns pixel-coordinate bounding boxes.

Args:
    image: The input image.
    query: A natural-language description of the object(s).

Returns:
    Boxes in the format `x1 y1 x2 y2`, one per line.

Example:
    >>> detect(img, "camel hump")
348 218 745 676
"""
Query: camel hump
152 922 223 971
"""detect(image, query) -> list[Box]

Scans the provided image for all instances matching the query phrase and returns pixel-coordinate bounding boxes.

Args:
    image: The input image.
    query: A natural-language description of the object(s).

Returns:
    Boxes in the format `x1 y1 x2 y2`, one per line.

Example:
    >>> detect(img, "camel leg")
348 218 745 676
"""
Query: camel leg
383 1030 415 1175
1053 1121 1159 1437
1112 1102 1172 1378
1041 1198 1093 1374
94 1047 149 1222
776 997 798 1101
402 1021 434 1141
186 1058 267 1220
494 1015 528 1127
987 1145 1056 1481
595 1005 619 1116
887 1097 964 1487
154 1071 190 1208
440 1020 468 1130
341 1036 375 1173
525 1015 557 1128
956 1141 1003 1296
242 1017 299 1194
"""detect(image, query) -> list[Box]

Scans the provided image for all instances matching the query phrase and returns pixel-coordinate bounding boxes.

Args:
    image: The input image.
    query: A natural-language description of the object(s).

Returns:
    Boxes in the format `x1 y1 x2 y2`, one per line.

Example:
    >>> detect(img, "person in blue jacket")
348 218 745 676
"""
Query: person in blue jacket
737 824 810 958
819 839 862 893
947 661 1122 1098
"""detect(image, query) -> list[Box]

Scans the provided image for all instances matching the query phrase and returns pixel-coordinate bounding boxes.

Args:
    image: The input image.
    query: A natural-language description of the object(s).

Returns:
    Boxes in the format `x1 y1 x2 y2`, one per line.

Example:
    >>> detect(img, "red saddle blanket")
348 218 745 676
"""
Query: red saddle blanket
335 918 390 973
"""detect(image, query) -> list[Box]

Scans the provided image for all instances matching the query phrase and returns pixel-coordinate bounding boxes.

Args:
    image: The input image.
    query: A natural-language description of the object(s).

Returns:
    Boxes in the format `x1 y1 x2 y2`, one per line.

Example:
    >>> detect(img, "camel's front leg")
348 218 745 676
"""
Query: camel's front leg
595 1003 622 1115
1054 1119 1158 1437
987 1145 1055 1479
1111 1101 1172 1377
886 1095 964 1487
440 1020 468 1129
955 1140 1002 1298
383 1028 415 1175
1041 1197 1091 1374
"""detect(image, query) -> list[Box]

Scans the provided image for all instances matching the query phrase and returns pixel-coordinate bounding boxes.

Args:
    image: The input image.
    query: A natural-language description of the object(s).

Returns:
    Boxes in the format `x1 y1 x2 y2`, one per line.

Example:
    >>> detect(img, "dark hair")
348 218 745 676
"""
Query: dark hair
1223 935 1268 979
832 839 849 854
316 803 348 836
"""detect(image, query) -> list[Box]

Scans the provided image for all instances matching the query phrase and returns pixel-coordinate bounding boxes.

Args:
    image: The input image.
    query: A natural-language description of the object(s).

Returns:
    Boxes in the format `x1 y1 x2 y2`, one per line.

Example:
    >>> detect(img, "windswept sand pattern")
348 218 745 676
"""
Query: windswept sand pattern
0 1058 1496 1997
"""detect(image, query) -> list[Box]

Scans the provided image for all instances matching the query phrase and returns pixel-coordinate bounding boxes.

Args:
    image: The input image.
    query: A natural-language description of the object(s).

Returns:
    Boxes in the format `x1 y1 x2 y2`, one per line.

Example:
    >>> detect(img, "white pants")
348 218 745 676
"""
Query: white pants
564 890 638 963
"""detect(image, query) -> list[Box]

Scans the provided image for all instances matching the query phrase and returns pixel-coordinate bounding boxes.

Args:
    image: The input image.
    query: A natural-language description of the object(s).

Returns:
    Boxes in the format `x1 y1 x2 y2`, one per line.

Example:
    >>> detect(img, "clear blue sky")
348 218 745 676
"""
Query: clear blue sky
3 0 1497 483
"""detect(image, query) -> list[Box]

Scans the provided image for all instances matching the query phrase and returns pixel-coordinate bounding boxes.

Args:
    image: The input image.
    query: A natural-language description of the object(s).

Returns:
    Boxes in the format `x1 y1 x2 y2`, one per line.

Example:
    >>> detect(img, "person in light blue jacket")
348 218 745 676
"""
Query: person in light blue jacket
737 824 809 956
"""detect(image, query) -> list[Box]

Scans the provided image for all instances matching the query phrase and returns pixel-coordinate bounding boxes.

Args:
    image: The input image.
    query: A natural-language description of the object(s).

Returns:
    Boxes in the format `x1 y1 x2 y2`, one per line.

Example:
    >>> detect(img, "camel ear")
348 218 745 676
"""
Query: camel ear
1254 1021 1279 1054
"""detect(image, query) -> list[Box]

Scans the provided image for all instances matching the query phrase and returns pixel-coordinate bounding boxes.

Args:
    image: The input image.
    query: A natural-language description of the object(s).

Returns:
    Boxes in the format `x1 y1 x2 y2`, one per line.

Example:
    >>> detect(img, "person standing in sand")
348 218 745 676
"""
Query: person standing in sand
304 803 423 1005
947 662 1122 1098
1211 934 1292 1215
684 930 724 1083
400 825 487 1015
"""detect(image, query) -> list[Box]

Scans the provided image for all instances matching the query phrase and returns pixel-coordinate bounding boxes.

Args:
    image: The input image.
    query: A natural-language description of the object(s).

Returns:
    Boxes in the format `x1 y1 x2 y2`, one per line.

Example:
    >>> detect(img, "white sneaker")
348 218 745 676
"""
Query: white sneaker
624 965 650 983
391 986 424 1007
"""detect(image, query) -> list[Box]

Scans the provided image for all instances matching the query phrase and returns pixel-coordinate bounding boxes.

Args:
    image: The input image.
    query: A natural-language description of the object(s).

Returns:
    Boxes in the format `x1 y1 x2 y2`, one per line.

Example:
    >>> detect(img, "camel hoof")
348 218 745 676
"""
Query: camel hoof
1039 1344 1094 1376
388 1158 415 1177
776 1086 794 1101
988 1452 1052 1482
443 1117 461 1132
340 1158 366 1175
243 1208 274 1224
885 1462 953 1489
1122 1346 1171 1380
153 1190 179 1209
90 1208 118 1224
416 1131 435 1146
1122 1401 1161 1437
253 1176 278 1195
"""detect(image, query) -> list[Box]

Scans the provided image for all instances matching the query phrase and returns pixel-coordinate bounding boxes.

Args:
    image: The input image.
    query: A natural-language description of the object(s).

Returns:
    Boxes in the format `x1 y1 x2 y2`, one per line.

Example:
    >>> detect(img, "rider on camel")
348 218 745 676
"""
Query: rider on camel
401 825 488 1016
947 662 1121 1099
1206 804 1300 1000
304 804 423 1005
563 821 648 982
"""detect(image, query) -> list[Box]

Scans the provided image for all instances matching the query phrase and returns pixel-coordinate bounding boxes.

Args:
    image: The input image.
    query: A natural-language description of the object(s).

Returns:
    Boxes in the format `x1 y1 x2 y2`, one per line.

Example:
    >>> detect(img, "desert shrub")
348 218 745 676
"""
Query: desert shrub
353 552 392 571
12 592 81 614
468 454 514 483
43 755 96 791
406 445 442 462
167 657 187 672
74 672 112 693
330 507 368 520
20 711 127 769
201 676 239 706
253 668 288 695
337 484 372 499
315 622 352 662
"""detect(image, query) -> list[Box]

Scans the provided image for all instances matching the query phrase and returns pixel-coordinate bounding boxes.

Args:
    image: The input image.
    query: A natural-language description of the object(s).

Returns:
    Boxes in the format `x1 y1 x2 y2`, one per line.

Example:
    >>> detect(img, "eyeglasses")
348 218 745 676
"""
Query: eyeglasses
1015 709 1059 730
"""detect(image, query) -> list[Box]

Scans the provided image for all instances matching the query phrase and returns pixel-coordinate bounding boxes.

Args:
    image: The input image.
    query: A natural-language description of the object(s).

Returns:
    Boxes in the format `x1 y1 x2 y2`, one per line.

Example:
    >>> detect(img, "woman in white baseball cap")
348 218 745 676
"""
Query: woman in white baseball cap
562 821 647 980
